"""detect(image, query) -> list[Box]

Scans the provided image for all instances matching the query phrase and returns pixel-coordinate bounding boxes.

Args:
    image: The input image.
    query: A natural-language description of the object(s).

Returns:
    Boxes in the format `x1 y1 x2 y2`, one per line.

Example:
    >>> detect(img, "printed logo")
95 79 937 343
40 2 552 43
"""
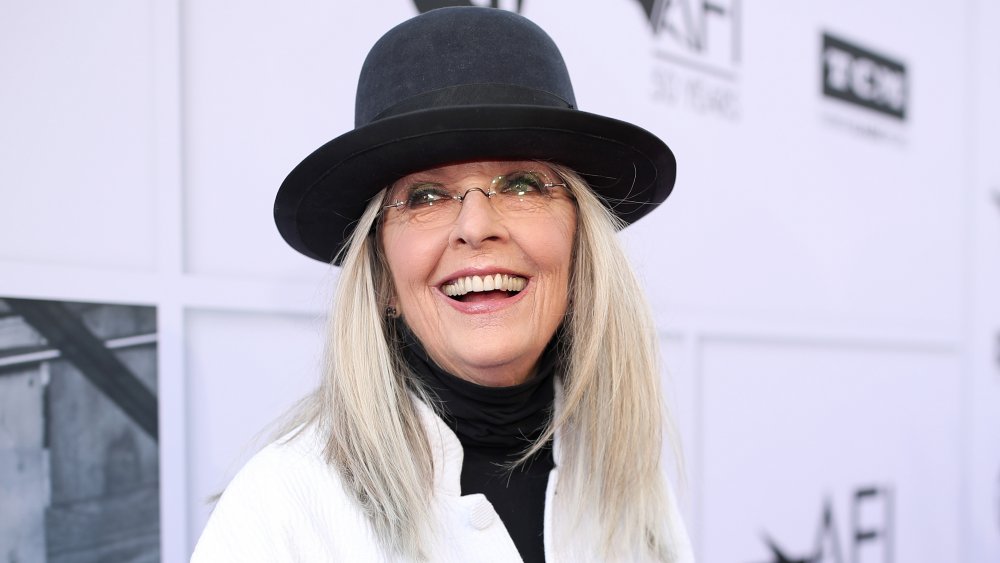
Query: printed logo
822 32 907 120
638 0 740 77
753 485 894 563
414 0 523 13
641 0 742 120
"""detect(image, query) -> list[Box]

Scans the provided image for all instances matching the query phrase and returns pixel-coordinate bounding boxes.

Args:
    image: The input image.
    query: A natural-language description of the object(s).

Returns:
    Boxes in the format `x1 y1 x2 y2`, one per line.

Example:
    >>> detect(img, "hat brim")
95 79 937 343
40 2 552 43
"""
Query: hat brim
274 105 676 264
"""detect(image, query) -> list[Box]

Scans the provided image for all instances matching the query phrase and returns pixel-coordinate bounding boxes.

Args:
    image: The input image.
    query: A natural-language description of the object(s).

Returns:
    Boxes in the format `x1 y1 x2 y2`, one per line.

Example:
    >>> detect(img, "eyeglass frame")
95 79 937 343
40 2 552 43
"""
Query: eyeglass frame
380 171 570 216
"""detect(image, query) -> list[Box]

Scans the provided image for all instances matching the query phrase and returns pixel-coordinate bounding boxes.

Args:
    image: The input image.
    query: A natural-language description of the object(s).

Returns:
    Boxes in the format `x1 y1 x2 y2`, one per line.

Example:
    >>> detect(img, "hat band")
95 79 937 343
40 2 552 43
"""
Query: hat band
369 83 575 123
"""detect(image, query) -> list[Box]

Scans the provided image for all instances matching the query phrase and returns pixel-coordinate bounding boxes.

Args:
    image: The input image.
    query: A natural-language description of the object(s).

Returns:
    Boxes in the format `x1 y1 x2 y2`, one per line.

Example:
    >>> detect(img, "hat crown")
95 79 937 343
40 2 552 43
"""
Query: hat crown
355 7 577 128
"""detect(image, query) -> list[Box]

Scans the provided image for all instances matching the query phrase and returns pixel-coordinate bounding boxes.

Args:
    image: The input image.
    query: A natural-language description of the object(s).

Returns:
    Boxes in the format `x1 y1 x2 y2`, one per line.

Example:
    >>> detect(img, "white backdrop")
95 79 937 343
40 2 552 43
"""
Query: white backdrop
1 0 998 561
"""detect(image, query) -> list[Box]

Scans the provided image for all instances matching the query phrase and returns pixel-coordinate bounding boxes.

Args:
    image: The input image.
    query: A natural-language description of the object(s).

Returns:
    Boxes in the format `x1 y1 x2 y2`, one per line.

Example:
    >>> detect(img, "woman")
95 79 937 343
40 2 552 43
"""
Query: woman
194 7 693 562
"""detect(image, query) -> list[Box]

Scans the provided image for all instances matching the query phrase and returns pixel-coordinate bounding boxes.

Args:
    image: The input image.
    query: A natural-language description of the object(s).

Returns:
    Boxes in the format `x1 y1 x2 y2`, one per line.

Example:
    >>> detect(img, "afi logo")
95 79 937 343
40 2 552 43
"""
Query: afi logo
414 0 523 13
756 486 894 563
637 0 741 76
822 33 907 120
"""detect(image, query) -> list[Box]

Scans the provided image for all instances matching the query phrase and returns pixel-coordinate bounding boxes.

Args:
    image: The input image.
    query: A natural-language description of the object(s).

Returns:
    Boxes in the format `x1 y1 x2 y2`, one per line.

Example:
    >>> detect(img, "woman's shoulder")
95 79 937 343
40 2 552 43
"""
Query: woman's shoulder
207 424 335 505
191 424 382 562
238 424 329 479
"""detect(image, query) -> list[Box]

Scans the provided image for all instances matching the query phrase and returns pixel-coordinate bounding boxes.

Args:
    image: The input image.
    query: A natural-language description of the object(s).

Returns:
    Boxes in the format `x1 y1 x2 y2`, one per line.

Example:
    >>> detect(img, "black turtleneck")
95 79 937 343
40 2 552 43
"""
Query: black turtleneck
398 323 557 563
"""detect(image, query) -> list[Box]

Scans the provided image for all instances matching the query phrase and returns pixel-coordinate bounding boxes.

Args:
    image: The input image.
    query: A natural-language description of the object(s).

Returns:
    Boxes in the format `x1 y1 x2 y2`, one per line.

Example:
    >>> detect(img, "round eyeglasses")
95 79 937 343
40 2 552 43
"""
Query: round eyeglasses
382 170 570 227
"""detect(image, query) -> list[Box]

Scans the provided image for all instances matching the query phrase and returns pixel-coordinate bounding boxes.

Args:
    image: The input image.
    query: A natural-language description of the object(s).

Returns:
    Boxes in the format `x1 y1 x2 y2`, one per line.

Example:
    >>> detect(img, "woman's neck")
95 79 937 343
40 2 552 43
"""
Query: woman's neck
397 321 560 450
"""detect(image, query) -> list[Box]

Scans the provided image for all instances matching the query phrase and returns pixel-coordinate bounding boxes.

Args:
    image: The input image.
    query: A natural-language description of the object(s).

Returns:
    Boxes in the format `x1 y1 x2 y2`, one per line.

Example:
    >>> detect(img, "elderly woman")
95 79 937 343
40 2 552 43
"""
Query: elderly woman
193 7 692 563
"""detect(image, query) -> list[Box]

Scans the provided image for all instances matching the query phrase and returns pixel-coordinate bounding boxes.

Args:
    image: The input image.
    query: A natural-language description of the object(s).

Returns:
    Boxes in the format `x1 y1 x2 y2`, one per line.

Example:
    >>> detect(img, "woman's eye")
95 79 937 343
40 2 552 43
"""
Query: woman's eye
499 172 547 196
406 185 450 208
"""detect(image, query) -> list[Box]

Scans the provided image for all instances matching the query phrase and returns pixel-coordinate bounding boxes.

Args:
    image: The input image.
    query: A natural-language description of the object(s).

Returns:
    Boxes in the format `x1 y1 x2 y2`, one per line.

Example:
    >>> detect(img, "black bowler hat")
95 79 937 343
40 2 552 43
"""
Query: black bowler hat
274 6 676 264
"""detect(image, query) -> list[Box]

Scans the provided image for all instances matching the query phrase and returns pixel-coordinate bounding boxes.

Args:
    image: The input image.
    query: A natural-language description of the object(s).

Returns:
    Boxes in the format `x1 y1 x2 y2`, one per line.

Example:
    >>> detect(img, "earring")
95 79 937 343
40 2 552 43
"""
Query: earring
385 305 398 318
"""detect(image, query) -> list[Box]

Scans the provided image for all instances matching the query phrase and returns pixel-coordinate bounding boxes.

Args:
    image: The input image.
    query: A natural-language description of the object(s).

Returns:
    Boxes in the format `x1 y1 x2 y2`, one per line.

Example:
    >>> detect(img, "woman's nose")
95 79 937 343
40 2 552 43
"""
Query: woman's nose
448 188 508 249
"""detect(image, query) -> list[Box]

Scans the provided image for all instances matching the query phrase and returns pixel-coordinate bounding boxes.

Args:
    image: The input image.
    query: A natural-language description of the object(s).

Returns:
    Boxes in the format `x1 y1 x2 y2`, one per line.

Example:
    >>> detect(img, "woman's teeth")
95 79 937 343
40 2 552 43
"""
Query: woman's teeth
442 274 526 297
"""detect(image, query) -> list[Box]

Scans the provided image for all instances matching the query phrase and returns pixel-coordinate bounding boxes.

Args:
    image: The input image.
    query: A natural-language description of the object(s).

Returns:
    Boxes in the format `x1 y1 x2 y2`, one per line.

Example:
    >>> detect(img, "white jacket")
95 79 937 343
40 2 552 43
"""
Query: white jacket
192 397 694 562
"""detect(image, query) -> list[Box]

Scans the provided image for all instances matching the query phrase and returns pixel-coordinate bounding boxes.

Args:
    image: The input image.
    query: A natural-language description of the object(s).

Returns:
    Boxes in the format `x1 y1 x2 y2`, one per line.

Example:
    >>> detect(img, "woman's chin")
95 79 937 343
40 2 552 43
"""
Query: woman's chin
457 368 536 387
444 348 543 387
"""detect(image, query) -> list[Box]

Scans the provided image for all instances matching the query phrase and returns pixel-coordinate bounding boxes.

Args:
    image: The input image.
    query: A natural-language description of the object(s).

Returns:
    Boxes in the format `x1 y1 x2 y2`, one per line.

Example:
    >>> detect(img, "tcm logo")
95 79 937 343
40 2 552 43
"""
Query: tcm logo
755 485 894 563
414 0 522 13
637 0 741 77
822 33 907 120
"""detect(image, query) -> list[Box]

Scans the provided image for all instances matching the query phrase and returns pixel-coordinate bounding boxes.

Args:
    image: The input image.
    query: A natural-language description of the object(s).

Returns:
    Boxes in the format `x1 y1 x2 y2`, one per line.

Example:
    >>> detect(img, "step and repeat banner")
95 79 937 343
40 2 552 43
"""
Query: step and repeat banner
1 1 997 561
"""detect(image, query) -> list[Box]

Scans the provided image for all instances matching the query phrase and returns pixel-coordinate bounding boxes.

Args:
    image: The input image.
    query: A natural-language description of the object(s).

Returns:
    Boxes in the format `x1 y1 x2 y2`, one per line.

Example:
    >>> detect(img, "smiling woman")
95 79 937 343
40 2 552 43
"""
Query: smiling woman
192 7 693 563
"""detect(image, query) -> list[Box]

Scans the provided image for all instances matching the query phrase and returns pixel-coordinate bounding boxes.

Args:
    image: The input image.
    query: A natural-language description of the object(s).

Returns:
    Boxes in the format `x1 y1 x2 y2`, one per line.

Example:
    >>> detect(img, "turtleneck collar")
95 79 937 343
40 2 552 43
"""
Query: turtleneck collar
397 321 560 452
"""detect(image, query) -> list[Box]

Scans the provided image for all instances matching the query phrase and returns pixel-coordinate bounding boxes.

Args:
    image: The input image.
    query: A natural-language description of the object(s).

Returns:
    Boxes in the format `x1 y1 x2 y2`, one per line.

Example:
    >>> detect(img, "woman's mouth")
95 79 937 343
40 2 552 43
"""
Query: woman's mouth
441 274 527 302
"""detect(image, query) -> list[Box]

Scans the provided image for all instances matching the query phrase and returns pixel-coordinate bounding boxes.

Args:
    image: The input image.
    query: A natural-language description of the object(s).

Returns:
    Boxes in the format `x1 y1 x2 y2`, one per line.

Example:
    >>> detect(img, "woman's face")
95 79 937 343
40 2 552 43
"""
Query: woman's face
380 161 576 387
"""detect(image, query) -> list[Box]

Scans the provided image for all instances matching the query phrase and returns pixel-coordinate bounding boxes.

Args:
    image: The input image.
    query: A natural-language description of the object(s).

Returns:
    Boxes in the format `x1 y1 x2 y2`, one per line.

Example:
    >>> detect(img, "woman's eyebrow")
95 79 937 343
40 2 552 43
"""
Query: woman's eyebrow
397 179 445 192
